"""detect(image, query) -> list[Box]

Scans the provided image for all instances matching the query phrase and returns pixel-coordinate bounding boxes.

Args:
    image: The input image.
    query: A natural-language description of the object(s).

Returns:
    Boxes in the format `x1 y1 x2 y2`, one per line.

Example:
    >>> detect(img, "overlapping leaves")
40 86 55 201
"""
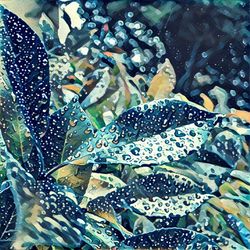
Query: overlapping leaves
0 3 249 250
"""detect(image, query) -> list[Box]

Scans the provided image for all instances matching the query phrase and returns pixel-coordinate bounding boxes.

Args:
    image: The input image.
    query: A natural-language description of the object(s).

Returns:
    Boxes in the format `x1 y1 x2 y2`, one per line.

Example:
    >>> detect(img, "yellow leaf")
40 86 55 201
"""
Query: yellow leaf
227 109 250 123
147 58 176 100
200 93 214 112
62 84 82 94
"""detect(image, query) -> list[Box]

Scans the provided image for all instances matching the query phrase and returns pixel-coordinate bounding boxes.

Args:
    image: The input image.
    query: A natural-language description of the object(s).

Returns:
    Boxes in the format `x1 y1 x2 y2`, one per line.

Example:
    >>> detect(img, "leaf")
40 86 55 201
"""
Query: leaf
0 6 50 177
67 98 220 166
41 96 95 194
158 162 231 193
41 96 94 170
133 216 156 235
227 110 250 123
97 98 218 145
90 120 215 165
88 172 210 218
81 67 111 109
230 170 250 185
226 214 250 248
130 193 213 217
54 163 93 196
147 58 176 99
0 69 33 163
80 173 126 208
5 155 87 249
120 228 220 249
205 130 244 168
188 229 248 250
200 93 215 112
0 5 50 138
83 212 124 249
0 187 16 250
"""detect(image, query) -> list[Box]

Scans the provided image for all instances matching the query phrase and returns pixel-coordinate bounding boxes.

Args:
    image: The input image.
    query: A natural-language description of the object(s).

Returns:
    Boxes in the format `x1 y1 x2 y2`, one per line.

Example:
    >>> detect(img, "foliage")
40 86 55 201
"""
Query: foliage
0 1 249 250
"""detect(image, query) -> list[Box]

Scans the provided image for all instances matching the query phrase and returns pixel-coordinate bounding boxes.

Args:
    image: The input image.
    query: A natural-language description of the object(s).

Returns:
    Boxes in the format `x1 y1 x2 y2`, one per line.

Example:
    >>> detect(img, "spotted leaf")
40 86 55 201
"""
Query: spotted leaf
0 187 16 250
5 154 87 249
66 98 221 166
95 98 218 144
130 193 213 218
83 212 124 249
89 120 216 165
120 228 220 249
88 172 211 219
41 96 95 194
41 96 94 170
0 6 50 138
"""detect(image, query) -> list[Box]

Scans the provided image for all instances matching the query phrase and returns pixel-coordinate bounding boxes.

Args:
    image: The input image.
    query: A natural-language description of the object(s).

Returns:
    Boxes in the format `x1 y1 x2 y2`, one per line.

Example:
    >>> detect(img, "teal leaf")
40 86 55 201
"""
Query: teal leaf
88 172 210 218
130 193 213 217
226 215 250 248
83 212 124 249
96 98 218 145
41 96 94 170
66 98 221 166
90 120 215 165
5 155 87 249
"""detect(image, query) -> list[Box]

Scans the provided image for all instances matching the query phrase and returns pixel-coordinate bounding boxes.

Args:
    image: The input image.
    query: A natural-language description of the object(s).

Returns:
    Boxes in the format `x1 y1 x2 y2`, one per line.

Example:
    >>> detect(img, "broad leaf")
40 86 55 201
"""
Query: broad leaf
0 69 33 163
89 120 216 165
130 193 213 217
120 228 220 249
66 98 221 166
41 96 94 194
0 6 50 177
95 98 218 145
157 161 232 193
88 172 211 218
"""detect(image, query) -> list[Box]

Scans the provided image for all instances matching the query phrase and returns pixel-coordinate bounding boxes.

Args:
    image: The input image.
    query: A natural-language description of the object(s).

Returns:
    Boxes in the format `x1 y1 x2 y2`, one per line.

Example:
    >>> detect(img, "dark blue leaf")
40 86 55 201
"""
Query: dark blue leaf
98 98 218 145
67 99 221 166
0 6 50 138
0 187 16 250
88 172 208 215
121 228 220 249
